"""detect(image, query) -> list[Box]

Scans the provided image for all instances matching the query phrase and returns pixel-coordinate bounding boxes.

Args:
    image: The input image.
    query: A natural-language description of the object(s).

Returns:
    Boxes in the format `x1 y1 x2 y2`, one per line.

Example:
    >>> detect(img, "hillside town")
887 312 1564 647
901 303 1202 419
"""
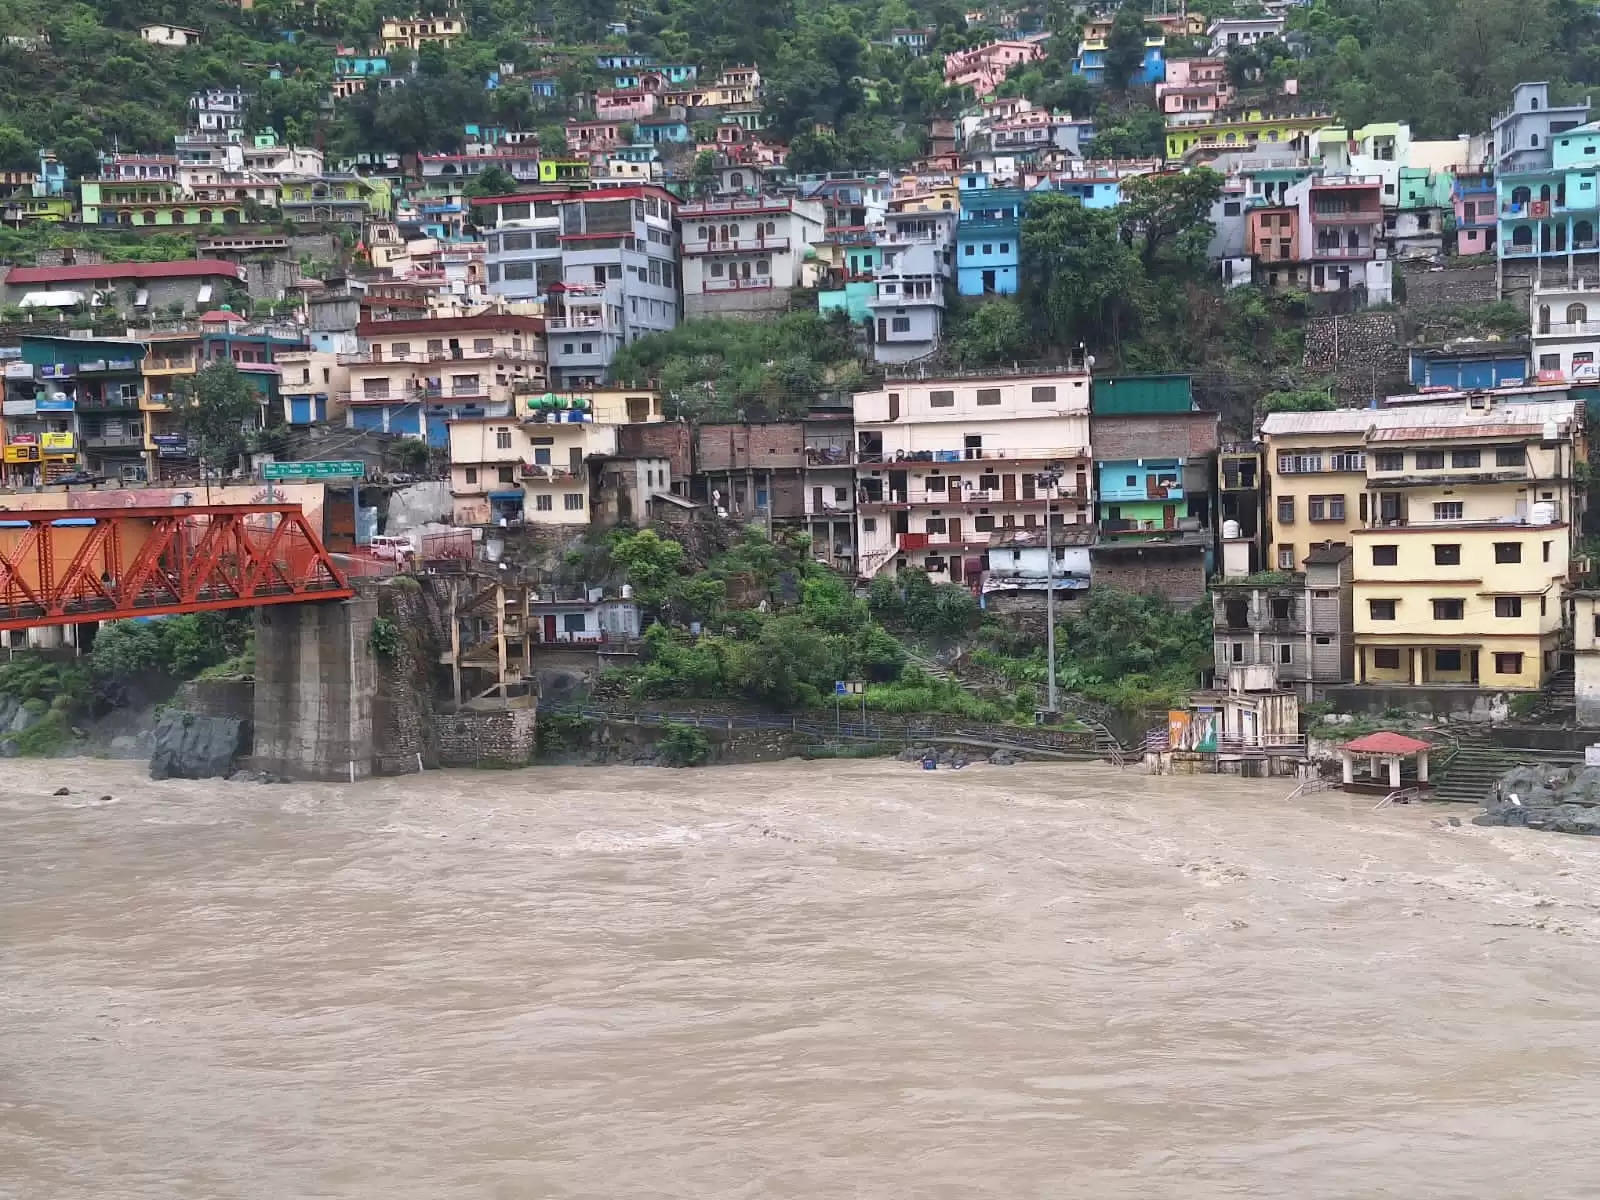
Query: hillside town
0 1 1598 788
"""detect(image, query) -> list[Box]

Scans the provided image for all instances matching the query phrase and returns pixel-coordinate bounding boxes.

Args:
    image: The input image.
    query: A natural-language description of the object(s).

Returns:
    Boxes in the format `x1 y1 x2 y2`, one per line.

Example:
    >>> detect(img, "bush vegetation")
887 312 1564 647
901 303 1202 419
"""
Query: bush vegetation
656 722 711 767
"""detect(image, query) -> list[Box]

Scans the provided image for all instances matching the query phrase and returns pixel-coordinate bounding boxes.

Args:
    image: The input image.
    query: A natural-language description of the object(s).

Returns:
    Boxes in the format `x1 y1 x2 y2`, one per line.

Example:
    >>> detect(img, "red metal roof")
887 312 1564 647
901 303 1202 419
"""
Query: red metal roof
1342 731 1434 755
4 259 242 284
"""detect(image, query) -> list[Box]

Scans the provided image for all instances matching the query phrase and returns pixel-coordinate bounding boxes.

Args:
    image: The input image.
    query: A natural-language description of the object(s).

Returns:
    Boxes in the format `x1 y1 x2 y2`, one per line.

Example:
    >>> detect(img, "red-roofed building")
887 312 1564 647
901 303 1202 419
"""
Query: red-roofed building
0 259 243 317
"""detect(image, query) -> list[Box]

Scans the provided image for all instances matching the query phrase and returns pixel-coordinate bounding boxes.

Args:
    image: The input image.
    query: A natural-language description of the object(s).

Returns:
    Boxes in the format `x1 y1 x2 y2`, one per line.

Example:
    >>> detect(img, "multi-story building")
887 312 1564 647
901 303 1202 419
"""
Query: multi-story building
1165 108 1332 163
381 14 464 52
1263 395 1584 691
1206 15 1285 54
342 314 546 446
852 367 1093 582
1211 546 1353 691
1492 82 1594 292
139 330 202 477
278 174 390 224
869 243 943 363
1531 281 1600 380
276 345 354 426
188 87 247 133
447 387 664 527
1070 29 1164 86
955 171 1021 295
17 335 149 480
803 406 857 574
1157 58 1233 122
1218 439 1266 572
1452 168 1496 257
1088 375 1219 605
676 194 826 319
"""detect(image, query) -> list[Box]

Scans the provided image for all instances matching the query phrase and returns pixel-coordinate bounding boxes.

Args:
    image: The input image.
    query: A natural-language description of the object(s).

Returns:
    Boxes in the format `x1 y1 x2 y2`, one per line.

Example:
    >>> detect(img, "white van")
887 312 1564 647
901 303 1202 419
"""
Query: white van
367 535 415 563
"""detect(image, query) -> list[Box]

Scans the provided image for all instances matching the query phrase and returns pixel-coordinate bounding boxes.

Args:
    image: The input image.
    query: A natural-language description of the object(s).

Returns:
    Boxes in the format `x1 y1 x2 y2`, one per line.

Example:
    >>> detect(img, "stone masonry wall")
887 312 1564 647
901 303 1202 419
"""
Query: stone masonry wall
1302 311 1410 404
1399 262 1497 309
1090 555 1208 607
436 707 538 767
371 580 439 775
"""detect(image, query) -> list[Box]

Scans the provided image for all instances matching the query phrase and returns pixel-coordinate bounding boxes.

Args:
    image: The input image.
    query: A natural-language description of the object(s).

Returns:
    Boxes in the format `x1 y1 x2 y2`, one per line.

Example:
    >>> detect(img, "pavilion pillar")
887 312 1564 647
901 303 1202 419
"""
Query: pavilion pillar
1388 756 1401 789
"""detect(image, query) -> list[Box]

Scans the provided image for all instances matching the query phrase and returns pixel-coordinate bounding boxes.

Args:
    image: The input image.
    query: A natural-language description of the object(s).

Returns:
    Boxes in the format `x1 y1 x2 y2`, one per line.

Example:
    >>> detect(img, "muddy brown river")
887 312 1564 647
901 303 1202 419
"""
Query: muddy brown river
4 758 1600 1197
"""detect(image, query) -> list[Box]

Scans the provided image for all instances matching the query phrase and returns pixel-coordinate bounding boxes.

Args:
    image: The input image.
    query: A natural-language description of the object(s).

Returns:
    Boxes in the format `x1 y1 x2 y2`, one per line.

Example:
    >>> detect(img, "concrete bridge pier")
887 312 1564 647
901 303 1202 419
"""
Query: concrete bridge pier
252 596 379 781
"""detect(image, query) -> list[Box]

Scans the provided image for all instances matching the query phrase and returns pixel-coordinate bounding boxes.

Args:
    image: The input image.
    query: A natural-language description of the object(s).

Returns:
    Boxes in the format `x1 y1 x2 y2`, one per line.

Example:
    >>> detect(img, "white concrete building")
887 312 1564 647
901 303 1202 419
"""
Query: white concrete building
1532 280 1600 381
1207 15 1285 54
852 367 1093 582
140 23 201 47
869 243 944 364
676 195 827 319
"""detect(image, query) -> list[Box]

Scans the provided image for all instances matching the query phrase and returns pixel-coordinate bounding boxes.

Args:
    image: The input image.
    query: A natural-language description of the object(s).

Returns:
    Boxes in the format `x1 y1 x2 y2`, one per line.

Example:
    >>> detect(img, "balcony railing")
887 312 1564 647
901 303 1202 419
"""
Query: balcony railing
681 235 790 254
546 316 619 332
1311 245 1376 260
853 444 1090 465
145 356 197 372
1310 209 1381 224
862 485 1090 507
1503 244 1539 257
703 276 774 292
521 463 577 480
81 432 146 449
1541 319 1600 336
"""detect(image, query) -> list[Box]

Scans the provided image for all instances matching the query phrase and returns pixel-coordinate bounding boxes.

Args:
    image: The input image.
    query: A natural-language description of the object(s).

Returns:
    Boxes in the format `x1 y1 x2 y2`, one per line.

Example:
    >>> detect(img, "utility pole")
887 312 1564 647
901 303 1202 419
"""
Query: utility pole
1037 463 1064 715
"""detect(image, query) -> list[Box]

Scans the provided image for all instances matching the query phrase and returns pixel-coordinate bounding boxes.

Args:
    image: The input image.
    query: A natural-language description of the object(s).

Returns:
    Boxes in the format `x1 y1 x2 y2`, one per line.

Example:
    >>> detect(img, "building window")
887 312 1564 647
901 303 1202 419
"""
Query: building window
1277 453 1323 474
1495 652 1525 675
1369 599 1397 620
1544 540 1553 561
474 339 494 354
1276 497 1295 523
1415 451 1446 469
563 493 584 510
535 494 553 511
891 317 911 333
862 518 877 532
1374 451 1404 472
495 429 512 450
562 613 586 634
1372 544 1398 565
1279 643 1292 664
834 487 848 501
1432 598 1465 620
1495 596 1522 618
976 388 1002 406
1308 495 1345 521
1372 648 1401 670
1330 451 1365 472
1231 641 1244 662
464 467 478 484
929 389 955 407
1452 449 1481 468
1495 542 1522 563
924 517 947 534
1435 648 1463 672
1433 543 1461 565
1271 597 1292 619
973 515 995 532
1496 446 1525 467
1433 502 1463 522
1277 544 1294 569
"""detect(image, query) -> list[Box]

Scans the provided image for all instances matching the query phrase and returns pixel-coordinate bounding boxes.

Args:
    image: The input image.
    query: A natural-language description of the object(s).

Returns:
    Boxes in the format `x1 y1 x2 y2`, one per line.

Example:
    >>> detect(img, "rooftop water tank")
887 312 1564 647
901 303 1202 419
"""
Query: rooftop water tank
1532 500 1557 525
1222 518 1242 540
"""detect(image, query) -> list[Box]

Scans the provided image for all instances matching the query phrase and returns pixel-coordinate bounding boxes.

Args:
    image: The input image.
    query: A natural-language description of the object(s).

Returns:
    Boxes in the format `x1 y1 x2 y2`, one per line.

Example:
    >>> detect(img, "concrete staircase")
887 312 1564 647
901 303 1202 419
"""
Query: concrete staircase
1429 736 1585 803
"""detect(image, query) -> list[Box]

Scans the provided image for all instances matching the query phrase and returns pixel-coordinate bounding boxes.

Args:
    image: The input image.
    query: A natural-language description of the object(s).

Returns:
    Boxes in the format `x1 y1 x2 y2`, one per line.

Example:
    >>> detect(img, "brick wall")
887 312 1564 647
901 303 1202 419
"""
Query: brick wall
695 422 805 471
1091 552 1208 606
1090 412 1220 461
436 706 538 767
618 420 692 480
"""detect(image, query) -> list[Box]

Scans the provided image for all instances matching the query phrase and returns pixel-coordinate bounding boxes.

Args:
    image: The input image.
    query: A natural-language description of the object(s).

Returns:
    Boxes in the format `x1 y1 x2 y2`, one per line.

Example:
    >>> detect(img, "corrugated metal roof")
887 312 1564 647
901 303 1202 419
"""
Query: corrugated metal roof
1261 399 1577 437
1368 422 1547 441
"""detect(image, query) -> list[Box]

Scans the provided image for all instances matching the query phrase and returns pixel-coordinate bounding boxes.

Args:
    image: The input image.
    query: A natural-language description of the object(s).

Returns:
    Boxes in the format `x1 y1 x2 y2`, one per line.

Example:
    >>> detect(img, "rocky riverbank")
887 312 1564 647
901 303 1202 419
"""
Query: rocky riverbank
1475 764 1600 834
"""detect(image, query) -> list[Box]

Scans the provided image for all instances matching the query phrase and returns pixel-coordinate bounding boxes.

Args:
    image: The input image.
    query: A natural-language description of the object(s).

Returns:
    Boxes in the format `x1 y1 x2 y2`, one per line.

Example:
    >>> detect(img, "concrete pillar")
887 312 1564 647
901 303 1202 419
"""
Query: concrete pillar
1417 749 1429 783
252 596 379 781
1388 756 1401 789
1341 751 1354 785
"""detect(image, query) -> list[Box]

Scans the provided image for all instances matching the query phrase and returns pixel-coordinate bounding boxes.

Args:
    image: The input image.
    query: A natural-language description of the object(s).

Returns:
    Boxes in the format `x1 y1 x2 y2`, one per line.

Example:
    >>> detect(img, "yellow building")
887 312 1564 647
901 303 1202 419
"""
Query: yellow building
1165 109 1333 162
380 14 463 52
1263 396 1584 692
140 331 202 474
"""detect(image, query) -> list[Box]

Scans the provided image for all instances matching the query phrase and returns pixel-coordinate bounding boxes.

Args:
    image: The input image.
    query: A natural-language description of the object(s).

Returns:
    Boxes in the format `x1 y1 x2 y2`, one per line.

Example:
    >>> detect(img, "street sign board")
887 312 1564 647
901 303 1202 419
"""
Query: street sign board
262 459 366 481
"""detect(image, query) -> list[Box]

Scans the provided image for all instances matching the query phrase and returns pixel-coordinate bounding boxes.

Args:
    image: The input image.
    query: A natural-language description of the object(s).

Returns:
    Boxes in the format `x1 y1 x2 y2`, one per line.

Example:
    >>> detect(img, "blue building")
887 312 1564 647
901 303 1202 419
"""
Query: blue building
956 172 1021 296
35 150 66 197
1494 82 1597 278
1408 343 1530 390
1071 36 1164 86
335 55 389 78
1032 175 1125 209
636 117 692 145
529 76 558 98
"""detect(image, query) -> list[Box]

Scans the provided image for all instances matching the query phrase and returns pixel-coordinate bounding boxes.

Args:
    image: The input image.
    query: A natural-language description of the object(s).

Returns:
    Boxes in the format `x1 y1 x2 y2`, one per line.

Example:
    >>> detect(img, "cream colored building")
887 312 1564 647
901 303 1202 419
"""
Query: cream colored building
1264 395 1584 692
852 369 1093 581
448 387 665 527
276 347 353 426
381 15 464 51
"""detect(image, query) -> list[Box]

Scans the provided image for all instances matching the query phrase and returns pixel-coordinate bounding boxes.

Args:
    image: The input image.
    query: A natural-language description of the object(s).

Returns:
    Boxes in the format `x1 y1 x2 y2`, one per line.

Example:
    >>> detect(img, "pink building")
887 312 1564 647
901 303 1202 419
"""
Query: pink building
943 39 1046 96
594 88 658 121
1156 58 1234 120
1452 169 1496 257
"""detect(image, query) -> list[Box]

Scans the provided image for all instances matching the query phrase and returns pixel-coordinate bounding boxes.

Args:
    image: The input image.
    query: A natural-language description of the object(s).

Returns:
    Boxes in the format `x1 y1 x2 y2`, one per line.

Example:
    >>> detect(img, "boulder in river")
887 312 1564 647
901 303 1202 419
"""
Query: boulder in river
148 710 249 781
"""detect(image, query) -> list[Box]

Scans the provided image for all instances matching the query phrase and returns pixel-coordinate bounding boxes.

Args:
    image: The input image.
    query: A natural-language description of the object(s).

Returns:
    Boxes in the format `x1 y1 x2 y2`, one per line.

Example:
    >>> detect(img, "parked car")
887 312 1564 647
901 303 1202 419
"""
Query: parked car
366 535 416 563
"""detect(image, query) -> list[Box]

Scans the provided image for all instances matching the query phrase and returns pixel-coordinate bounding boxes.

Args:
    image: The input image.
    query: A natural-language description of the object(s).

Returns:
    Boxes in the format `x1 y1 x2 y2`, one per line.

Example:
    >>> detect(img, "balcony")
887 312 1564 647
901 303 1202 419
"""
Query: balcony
78 392 143 410
1311 245 1376 260
37 364 75 380
521 463 578 480
1503 244 1539 257
77 358 140 373
1310 208 1381 224
144 355 197 373
853 444 1090 465
958 215 1019 234
81 432 146 450
681 235 790 255
679 197 795 217
546 315 619 333
1540 319 1600 336
703 276 775 292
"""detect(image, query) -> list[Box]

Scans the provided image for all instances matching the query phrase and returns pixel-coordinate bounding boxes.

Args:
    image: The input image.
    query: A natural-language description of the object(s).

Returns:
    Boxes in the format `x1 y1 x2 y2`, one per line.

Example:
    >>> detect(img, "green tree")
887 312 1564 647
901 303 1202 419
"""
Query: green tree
1116 167 1225 268
1021 194 1145 352
0 125 36 173
1102 3 1153 91
691 149 718 196
949 298 1033 364
611 528 687 609
173 361 260 475
465 165 518 197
